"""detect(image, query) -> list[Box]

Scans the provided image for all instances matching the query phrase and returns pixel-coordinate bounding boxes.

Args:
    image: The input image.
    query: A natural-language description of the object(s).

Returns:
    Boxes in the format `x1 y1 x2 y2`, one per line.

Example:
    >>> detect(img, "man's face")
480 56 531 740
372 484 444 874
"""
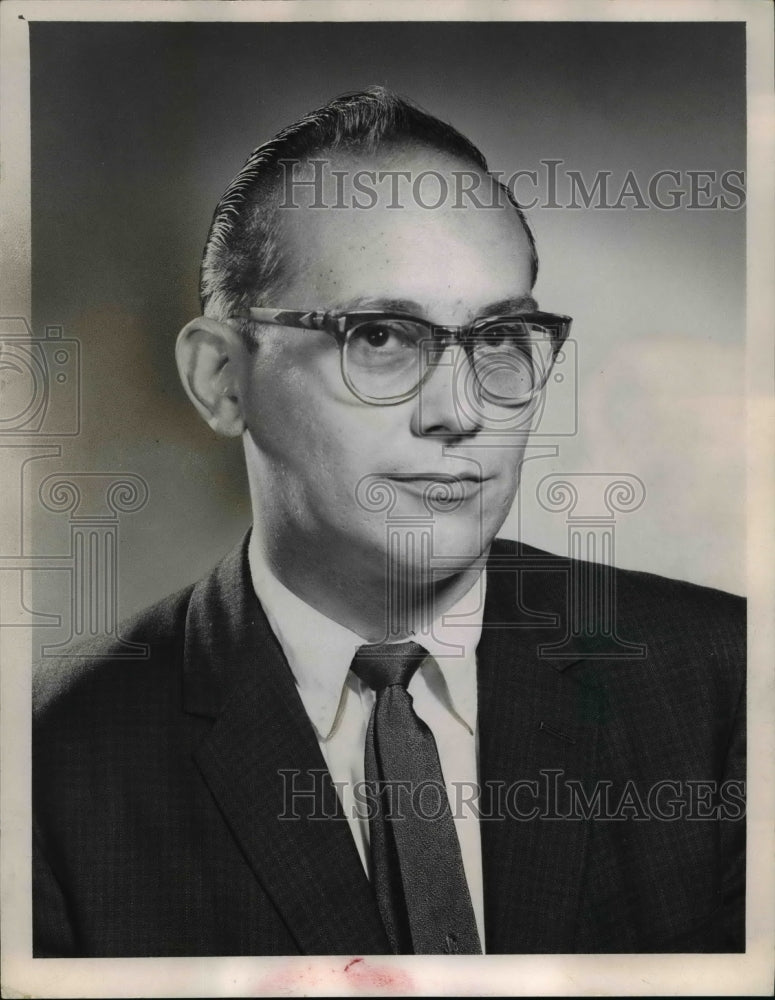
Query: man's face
237 152 536 585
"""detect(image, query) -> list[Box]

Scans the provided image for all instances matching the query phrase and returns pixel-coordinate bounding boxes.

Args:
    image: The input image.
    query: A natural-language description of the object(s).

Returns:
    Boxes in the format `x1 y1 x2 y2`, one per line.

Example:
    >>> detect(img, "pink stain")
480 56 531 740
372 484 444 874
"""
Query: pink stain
344 956 413 992
254 957 413 995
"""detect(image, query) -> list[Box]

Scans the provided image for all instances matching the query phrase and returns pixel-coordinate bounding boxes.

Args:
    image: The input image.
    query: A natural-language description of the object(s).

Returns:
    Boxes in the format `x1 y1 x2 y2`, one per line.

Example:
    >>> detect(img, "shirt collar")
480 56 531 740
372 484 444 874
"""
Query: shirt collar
249 544 485 740
408 578 484 735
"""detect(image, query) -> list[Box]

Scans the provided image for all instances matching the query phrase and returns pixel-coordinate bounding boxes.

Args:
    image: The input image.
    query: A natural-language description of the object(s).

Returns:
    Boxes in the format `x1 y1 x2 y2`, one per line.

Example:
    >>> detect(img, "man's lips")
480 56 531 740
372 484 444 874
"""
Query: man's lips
381 472 491 502
382 473 491 482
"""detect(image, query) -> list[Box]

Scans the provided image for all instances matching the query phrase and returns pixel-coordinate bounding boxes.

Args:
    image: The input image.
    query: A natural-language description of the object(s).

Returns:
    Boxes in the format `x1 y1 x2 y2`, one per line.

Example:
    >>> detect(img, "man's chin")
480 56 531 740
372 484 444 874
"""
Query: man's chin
378 522 494 582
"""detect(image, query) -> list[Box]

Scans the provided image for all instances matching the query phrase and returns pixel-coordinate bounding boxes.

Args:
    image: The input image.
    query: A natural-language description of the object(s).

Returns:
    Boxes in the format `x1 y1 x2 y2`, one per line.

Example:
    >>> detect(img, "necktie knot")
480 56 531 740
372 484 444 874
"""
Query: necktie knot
351 640 427 692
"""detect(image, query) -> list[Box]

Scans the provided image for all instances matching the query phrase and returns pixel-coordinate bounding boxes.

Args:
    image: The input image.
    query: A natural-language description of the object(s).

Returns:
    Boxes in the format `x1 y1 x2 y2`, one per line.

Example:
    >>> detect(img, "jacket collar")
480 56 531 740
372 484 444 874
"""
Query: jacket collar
181 535 591 716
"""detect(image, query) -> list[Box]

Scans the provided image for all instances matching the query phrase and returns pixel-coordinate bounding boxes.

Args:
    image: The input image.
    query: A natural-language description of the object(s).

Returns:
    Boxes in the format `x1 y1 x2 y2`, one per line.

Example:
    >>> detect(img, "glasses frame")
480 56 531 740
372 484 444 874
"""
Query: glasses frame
230 306 572 406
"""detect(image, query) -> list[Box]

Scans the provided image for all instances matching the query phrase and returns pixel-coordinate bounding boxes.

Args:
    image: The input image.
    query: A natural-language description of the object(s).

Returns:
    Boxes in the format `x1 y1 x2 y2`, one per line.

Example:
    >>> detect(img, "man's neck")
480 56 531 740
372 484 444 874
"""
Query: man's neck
248 526 487 643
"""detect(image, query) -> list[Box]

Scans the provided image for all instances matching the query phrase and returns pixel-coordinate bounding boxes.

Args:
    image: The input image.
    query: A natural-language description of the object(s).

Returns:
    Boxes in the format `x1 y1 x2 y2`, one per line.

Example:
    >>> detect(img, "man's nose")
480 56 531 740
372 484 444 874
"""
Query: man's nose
411 343 484 440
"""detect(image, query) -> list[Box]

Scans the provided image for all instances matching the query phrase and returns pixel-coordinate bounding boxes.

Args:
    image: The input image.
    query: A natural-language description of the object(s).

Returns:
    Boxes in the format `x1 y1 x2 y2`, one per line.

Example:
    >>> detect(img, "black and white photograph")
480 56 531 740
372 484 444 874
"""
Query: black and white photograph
1 1 773 996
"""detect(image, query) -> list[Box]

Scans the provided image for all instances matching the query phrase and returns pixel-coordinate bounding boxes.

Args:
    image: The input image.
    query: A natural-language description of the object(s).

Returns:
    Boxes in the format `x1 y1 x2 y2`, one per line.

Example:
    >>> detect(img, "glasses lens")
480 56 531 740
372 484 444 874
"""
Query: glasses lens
343 318 427 401
471 319 557 405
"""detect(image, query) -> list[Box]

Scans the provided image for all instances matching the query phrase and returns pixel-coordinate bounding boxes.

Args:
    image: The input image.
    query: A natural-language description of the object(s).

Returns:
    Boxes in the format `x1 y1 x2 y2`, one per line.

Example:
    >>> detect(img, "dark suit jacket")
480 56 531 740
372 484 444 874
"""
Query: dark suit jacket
33 537 745 956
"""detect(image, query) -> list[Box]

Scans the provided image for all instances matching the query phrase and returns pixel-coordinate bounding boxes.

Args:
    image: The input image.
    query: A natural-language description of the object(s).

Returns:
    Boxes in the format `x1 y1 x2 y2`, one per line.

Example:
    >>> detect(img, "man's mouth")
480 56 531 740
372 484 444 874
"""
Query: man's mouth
381 472 490 503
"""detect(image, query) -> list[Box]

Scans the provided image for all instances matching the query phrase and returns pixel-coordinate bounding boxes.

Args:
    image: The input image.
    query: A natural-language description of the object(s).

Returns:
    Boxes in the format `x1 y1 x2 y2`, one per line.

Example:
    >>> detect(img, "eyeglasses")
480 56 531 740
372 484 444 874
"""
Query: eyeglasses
229 306 572 407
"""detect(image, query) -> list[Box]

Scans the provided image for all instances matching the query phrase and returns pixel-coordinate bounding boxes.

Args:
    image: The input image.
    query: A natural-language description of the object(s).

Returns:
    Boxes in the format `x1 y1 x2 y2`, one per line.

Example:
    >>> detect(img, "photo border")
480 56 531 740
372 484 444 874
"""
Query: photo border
1 1 772 996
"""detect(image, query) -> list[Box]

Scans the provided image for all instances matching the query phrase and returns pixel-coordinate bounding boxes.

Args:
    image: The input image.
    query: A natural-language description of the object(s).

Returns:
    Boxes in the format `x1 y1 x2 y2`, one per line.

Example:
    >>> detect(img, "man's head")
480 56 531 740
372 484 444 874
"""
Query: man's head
177 88 555 627
198 86 538 325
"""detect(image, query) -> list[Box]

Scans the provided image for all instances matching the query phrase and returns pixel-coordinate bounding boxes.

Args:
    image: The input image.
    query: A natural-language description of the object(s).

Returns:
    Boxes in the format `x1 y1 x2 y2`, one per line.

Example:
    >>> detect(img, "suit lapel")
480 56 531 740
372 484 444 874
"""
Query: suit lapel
182 539 390 955
478 542 599 953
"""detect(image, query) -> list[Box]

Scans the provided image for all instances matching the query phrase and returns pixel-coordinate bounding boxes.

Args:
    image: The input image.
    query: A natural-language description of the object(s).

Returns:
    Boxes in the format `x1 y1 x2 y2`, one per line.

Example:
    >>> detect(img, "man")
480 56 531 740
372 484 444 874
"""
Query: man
33 88 745 956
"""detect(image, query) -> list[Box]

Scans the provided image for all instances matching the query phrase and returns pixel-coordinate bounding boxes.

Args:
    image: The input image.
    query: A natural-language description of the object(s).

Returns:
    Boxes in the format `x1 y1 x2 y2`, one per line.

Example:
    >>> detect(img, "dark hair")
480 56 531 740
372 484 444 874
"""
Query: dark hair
200 86 538 321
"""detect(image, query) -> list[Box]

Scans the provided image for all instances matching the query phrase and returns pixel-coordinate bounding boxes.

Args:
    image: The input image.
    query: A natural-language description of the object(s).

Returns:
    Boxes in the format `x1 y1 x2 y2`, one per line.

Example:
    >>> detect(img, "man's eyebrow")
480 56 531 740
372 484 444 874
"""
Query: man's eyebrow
478 294 539 314
334 295 429 314
333 293 539 317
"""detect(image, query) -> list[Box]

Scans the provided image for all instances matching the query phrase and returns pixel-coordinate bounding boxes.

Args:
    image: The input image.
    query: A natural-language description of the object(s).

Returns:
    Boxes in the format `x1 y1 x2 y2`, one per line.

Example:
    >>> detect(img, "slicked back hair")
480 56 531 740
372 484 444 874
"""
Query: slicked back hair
200 87 539 334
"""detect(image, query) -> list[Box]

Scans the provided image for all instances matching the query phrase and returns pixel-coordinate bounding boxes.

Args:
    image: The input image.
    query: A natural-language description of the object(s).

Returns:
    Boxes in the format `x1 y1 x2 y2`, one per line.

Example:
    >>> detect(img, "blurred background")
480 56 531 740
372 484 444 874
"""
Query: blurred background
27 20 745 627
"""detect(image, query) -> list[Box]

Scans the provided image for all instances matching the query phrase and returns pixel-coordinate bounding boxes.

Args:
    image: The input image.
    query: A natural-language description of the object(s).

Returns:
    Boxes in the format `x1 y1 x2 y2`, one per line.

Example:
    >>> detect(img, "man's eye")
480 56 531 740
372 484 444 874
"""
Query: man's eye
364 326 393 348
349 321 420 351
345 320 425 376
477 322 533 354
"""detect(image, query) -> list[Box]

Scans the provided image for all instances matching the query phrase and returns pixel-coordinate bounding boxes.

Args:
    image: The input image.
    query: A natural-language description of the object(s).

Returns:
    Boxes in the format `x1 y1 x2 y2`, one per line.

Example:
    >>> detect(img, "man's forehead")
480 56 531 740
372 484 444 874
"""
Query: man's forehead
272 149 533 316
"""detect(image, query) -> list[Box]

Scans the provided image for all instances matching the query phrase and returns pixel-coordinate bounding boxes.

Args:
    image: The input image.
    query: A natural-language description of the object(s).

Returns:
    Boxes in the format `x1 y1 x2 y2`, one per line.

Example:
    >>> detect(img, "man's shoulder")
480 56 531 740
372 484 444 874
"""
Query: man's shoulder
490 536 745 623
488 537 745 735
488 536 745 689
33 582 195 724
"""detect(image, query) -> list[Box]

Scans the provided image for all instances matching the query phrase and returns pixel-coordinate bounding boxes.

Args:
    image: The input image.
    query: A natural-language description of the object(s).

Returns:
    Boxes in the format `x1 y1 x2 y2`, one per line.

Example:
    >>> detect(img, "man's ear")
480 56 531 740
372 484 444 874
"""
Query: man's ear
175 317 248 437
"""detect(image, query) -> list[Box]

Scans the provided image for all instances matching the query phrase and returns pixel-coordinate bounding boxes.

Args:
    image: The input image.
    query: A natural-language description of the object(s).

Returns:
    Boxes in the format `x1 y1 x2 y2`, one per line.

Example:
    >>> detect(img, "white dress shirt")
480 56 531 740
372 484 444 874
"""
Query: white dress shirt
249 548 487 950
